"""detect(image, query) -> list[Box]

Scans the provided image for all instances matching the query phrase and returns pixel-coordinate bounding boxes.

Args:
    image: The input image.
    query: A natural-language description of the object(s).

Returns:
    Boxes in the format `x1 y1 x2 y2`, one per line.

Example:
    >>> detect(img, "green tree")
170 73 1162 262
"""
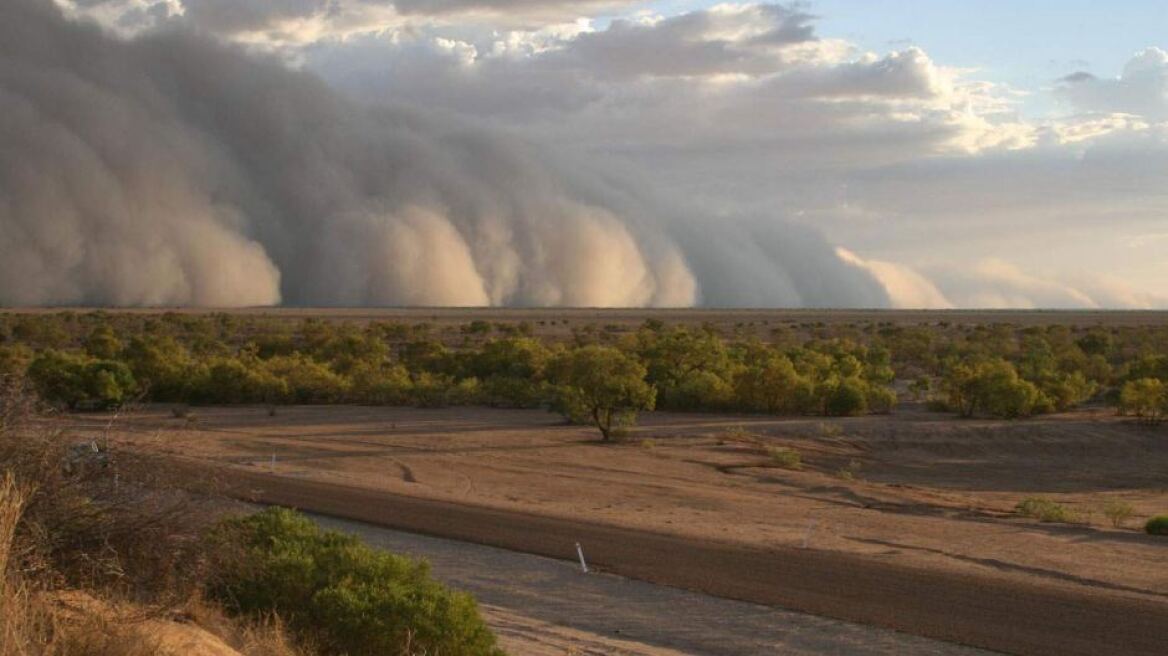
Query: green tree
549 346 656 440
732 350 803 414
83 325 123 359
27 350 137 409
942 358 1041 418
1120 378 1167 425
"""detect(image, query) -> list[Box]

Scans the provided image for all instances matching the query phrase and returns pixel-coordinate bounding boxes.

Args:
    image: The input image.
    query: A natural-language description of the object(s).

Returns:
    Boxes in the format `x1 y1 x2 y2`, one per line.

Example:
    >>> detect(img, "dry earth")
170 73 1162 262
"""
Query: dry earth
60 404 1168 653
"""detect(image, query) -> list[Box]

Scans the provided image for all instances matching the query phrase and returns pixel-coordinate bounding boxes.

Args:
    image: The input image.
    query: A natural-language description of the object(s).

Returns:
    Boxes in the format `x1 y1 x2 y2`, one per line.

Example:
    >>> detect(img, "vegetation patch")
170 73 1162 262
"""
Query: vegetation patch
766 446 803 470
207 507 503 656
1146 516 1168 536
1015 497 1077 523
1101 500 1135 529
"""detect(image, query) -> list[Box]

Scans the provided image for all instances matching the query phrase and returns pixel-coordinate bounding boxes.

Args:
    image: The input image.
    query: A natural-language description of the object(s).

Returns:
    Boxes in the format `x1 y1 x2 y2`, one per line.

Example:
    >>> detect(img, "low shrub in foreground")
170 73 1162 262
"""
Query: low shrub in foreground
1015 497 1077 523
1146 516 1168 536
207 507 503 656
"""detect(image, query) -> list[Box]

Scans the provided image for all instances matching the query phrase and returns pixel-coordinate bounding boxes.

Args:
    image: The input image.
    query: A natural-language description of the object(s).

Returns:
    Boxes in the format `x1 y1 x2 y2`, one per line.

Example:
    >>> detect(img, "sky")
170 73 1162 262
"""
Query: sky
4 0 1166 308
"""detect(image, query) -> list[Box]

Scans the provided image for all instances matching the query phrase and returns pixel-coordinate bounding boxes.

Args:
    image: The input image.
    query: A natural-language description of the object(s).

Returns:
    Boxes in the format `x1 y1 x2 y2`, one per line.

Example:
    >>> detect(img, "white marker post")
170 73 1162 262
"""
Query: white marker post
270 453 276 472
801 518 818 549
575 542 589 573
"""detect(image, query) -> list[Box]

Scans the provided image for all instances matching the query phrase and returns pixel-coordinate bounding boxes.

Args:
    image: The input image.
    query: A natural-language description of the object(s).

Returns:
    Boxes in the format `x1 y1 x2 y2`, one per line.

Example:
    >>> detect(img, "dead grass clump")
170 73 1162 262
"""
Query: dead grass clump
835 459 863 481
817 422 843 438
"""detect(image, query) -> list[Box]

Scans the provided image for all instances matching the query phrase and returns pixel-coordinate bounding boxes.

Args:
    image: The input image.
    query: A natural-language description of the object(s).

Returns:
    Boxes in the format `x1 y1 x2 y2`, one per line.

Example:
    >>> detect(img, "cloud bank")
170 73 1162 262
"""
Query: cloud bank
1 0 890 308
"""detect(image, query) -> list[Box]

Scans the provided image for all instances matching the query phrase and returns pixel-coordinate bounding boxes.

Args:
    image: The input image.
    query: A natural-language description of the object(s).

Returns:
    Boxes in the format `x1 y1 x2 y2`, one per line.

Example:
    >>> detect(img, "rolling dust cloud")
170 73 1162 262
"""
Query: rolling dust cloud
0 0 890 308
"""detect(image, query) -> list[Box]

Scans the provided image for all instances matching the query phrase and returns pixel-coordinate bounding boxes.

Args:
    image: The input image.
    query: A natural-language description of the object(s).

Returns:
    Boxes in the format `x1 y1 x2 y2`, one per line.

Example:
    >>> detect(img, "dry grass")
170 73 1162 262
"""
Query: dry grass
0 378 304 656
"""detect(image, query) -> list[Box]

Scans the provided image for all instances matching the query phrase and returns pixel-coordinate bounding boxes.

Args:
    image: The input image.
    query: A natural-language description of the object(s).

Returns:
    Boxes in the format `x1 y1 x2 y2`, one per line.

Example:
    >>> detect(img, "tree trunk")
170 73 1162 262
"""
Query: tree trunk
592 407 610 441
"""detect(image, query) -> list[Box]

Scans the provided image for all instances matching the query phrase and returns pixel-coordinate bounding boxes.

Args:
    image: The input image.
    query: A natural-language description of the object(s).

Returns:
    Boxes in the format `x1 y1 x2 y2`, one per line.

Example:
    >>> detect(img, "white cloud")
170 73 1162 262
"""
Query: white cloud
1056 47 1168 120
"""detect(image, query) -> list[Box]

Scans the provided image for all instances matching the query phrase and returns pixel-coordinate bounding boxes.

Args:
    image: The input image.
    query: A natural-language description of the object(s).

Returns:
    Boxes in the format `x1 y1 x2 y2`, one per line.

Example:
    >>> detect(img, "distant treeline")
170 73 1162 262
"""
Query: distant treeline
0 312 1166 425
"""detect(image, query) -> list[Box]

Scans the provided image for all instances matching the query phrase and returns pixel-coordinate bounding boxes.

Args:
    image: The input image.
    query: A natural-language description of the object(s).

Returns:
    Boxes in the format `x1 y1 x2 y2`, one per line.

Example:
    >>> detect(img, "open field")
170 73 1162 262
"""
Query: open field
64 403 1168 656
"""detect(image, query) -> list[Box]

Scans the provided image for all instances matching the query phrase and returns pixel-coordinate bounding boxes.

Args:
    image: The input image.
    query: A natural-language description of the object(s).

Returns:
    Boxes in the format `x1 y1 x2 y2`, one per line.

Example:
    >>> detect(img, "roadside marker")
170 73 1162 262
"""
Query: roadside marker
802 518 818 549
575 542 589 573
271 453 276 472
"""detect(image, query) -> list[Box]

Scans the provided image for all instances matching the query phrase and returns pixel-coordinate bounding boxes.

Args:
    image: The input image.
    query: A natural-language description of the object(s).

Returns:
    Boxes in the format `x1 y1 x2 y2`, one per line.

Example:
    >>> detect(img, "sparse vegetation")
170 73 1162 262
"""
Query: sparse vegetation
1101 500 1136 528
1015 497 1077 523
836 459 863 481
766 446 802 470
0 379 500 656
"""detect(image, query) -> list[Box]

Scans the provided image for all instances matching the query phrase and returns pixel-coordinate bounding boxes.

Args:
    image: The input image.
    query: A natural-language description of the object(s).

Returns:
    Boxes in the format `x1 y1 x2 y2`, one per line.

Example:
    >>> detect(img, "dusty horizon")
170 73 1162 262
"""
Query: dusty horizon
2 0 1165 309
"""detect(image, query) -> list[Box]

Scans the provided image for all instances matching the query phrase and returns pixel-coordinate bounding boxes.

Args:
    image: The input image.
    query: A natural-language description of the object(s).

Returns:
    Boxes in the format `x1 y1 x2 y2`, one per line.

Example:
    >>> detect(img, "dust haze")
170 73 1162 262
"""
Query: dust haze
0 0 888 308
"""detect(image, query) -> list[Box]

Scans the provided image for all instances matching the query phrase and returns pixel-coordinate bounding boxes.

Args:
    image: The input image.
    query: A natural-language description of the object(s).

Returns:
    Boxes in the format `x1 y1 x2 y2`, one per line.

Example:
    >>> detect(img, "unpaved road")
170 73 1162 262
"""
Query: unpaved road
310 513 992 655
190 462 1163 656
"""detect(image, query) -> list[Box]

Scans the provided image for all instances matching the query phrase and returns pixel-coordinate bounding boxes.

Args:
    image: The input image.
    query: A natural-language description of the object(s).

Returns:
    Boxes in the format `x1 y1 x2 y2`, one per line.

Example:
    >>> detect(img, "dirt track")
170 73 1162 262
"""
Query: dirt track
189 462 1162 656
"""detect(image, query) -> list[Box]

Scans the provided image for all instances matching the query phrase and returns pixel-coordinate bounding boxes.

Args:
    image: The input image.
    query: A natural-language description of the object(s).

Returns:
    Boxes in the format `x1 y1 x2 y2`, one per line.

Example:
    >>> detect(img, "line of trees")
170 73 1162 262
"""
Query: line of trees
1 313 1166 431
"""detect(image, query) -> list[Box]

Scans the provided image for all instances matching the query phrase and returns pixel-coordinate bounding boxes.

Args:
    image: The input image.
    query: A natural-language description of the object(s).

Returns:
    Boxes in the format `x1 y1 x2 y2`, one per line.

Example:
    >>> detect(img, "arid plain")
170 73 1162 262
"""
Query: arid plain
28 308 1168 655
63 399 1168 654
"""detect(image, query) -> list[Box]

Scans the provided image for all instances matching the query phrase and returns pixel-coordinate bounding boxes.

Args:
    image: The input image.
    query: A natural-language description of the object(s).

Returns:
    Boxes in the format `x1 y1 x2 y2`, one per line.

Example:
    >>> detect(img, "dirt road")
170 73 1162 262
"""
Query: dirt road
190 462 1162 656
311 513 990 655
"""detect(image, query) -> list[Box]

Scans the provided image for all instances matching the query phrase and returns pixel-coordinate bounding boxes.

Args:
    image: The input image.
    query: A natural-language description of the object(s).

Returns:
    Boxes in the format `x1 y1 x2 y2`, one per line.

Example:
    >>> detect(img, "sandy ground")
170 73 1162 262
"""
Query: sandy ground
309 513 993 655
84 404 1168 603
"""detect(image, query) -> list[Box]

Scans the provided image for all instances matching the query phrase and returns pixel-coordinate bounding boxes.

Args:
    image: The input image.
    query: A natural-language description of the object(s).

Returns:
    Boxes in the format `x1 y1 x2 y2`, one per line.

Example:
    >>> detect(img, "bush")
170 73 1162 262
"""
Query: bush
1102 500 1135 529
766 446 802 470
1120 378 1167 425
1015 497 1076 523
1146 516 1168 536
27 350 138 409
207 508 502 656
824 378 869 417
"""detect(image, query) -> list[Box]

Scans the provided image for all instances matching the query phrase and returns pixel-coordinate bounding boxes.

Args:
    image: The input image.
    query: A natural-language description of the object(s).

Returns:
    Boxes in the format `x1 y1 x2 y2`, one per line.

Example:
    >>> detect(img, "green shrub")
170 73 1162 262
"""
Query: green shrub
27 350 138 409
766 446 802 470
207 508 502 656
1146 516 1168 536
824 378 869 416
1120 378 1167 425
1015 497 1076 523
1101 500 1135 528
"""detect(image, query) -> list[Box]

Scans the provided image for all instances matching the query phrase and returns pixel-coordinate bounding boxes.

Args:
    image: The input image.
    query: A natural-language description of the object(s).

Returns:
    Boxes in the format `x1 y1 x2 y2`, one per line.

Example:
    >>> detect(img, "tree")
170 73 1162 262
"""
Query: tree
27 350 138 409
1120 378 1167 425
732 351 802 414
84 325 123 359
942 358 1041 418
549 346 655 441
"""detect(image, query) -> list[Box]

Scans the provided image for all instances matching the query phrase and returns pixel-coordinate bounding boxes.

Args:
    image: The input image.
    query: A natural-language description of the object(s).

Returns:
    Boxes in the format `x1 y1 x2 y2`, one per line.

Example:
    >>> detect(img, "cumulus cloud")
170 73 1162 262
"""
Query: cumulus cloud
1057 48 1168 120
1 0 891 308
55 0 635 38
